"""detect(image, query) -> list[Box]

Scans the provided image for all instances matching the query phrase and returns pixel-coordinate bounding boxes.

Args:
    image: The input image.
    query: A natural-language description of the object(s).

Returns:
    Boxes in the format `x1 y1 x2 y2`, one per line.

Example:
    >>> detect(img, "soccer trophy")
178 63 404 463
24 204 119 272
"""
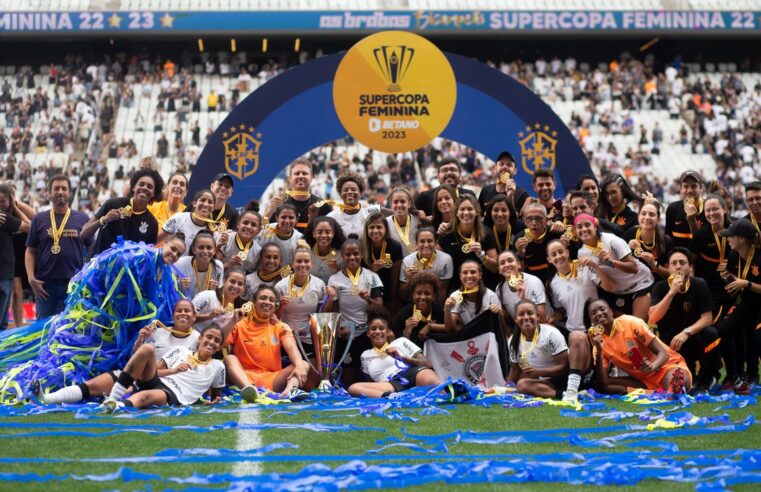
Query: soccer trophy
295 312 354 391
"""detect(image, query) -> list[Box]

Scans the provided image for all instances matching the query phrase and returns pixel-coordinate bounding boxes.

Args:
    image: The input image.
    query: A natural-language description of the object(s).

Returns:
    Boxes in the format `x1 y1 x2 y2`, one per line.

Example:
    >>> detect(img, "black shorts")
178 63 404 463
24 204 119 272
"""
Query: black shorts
599 285 651 314
389 365 427 392
138 374 181 406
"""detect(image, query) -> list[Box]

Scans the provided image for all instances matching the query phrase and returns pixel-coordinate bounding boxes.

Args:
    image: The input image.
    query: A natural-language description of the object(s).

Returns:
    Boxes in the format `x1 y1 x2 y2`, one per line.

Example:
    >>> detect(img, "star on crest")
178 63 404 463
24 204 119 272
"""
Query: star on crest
108 13 122 28
160 12 175 28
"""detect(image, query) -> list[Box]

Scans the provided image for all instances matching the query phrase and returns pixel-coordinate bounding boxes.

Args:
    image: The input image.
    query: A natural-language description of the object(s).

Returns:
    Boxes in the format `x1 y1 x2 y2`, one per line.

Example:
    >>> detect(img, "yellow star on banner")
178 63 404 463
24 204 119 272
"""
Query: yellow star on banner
256 133 262 139
223 132 229 138
534 123 540 129
239 124 246 130
108 13 122 28
248 127 254 133
160 12 175 28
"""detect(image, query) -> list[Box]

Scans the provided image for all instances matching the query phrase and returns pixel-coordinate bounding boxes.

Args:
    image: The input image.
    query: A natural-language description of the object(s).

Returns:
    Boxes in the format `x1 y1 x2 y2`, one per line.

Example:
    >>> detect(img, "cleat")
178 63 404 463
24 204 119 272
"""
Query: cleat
100 396 123 414
562 389 579 403
288 388 310 402
241 385 259 403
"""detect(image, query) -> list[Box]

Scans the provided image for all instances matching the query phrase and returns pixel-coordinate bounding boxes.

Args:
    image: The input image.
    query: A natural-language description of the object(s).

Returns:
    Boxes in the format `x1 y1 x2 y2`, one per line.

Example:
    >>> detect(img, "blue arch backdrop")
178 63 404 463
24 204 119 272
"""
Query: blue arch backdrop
189 51 592 206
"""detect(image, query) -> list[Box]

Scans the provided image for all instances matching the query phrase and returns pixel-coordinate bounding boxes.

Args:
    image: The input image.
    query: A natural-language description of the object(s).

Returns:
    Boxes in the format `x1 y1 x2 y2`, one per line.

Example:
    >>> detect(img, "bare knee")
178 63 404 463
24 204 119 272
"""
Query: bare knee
135 344 155 359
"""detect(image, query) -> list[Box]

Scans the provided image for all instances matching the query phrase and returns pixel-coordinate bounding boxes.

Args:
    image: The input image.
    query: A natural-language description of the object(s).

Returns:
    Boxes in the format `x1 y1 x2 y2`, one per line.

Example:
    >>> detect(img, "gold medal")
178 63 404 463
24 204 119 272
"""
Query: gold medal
315 200 326 208
524 229 534 242
634 247 643 257
383 253 393 269
412 310 423 322
562 226 576 241
588 325 604 337
508 274 520 291
242 302 253 313
350 286 360 295
684 197 695 207
237 250 248 261
217 221 228 234
461 243 471 254
453 292 464 304
499 172 512 185
519 356 531 370
51 244 61 255
119 205 133 218
224 303 234 316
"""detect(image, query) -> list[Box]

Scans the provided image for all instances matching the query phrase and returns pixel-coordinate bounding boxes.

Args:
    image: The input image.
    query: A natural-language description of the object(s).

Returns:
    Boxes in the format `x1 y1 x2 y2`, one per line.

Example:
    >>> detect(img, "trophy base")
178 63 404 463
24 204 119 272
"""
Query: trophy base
387 84 401 92
317 380 333 392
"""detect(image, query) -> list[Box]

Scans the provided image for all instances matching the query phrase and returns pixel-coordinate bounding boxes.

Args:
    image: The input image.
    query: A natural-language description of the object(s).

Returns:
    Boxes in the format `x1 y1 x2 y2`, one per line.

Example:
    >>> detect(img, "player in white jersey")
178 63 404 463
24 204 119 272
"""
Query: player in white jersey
192 268 247 335
324 171 382 239
158 189 217 254
304 216 345 285
495 250 548 322
244 242 291 300
174 230 224 300
399 227 454 304
100 324 226 412
217 210 262 274
349 313 441 398
445 260 502 331
255 204 303 267
36 300 200 405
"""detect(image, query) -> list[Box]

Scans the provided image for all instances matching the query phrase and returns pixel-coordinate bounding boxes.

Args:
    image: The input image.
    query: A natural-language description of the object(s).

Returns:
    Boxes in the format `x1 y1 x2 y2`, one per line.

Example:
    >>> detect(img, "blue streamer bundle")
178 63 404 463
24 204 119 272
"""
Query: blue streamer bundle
0 239 184 404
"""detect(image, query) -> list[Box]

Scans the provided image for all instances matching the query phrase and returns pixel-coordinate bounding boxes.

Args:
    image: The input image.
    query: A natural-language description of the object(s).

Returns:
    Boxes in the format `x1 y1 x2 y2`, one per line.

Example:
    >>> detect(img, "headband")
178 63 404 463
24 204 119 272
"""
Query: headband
573 213 598 227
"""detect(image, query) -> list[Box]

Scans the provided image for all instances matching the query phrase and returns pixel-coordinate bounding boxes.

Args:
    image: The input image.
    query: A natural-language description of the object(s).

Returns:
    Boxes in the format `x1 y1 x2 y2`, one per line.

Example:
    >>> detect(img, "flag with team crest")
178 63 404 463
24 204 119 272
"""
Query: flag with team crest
423 311 507 389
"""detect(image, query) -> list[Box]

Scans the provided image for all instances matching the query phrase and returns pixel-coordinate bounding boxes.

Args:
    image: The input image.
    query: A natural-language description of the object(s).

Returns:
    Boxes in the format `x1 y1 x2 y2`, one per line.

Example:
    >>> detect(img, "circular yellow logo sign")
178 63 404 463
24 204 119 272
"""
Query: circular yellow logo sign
333 31 457 153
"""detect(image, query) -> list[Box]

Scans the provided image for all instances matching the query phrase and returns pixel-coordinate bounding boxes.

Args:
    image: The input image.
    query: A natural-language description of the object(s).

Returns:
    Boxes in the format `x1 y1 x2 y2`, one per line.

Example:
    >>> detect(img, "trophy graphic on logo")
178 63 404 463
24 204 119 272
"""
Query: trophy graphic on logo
373 45 414 92
294 313 354 391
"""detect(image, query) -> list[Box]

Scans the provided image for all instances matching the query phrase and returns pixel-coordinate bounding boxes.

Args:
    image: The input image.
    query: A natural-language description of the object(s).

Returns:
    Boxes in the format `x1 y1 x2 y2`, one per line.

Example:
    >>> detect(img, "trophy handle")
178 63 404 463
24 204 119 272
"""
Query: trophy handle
331 324 356 380
294 329 321 376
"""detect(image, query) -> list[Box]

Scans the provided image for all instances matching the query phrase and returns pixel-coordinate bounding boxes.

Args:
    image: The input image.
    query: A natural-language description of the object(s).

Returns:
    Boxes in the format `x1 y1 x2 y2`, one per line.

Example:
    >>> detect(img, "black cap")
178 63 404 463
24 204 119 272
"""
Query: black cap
496 150 516 163
719 219 757 239
213 173 234 186
679 170 703 185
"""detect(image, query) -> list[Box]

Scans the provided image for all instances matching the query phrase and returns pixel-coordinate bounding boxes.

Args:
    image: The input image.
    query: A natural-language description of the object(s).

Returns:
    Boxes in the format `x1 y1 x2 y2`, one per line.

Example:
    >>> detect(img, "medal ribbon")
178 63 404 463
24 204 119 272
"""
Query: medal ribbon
413 307 432 322
129 198 147 215
285 190 311 198
346 267 362 292
393 215 412 248
49 208 71 251
313 244 336 261
635 228 656 252
259 265 292 282
152 319 191 338
738 246 755 280
711 229 727 263
289 274 310 299
493 225 511 253
235 234 252 256
557 260 579 281
373 342 389 358
372 241 388 264
417 250 436 269
192 258 212 292
191 213 219 232
520 325 540 366
457 227 476 248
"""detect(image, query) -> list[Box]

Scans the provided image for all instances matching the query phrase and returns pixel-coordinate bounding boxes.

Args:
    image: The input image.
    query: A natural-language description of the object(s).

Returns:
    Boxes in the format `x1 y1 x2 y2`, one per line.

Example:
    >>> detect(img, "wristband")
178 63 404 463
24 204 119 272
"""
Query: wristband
99 217 107 227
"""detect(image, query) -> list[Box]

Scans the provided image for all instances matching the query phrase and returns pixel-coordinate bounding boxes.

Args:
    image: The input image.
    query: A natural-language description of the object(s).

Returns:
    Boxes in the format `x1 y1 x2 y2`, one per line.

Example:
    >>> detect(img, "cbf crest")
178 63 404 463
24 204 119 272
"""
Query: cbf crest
223 124 261 180
518 123 557 175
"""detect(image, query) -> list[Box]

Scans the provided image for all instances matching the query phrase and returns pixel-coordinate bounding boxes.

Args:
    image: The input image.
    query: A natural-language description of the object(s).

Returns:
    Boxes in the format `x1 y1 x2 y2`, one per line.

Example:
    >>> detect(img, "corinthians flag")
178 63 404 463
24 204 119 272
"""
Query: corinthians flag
423 311 507 389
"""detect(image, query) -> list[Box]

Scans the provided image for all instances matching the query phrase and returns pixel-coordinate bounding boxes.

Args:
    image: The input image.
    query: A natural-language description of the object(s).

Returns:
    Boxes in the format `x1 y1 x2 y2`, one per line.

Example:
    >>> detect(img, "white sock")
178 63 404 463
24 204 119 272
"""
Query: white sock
44 385 83 404
109 382 128 400
567 373 581 394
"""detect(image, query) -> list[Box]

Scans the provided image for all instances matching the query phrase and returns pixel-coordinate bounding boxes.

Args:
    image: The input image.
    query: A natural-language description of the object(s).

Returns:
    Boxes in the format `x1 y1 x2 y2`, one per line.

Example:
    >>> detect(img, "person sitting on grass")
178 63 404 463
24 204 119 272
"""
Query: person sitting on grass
224 285 310 402
36 299 201 404
99 324 226 413
586 298 692 395
348 309 442 398
506 300 570 399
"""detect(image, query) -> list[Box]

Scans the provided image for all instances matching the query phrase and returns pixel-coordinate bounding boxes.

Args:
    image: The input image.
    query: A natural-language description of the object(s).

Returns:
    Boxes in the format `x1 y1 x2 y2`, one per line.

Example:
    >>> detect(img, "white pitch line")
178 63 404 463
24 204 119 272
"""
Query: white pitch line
232 407 262 476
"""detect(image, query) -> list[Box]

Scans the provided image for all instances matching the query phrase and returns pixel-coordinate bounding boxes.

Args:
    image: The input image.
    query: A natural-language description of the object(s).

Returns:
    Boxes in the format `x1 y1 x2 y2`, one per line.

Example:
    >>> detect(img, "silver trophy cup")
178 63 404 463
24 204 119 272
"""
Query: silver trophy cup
295 312 354 391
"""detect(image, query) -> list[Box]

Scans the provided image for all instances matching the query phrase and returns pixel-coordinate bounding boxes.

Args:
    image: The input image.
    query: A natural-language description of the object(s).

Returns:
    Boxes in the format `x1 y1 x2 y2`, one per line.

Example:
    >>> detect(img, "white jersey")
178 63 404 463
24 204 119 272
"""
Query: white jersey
310 249 343 285
192 290 235 332
549 265 600 332
217 231 262 274
399 251 454 283
497 273 547 320
274 275 327 341
160 346 226 406
243 271 280 301
327 204 381 239
328 268 384 331
386 215 420 256
577 232 654 295
449 287 501 325
142 327 200 359
162 212 209 255
361 337 421 383
174 257 225 300
508 324 568 378
254 225 303 267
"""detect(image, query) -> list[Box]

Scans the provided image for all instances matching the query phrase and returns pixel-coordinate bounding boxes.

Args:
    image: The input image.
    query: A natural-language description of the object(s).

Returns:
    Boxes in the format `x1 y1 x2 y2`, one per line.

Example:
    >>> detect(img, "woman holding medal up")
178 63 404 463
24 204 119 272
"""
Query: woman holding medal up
431 184 457 236
496 250 548 325
361 212 403 308
328 238 384 383
255 204 303 267
386 188 422 257
624 202 672 279
444 260 501 332
484 194 519 256
160 189 218 254
192 267 247 335
244 242 291 300
275 240 334 355
304 216 345 285
575 213 654 321
688 194 732 320
399 227 453 304
217 210 262 274
174 230 224 300
395 271 447 346
506 300 570 398
438 195 498 291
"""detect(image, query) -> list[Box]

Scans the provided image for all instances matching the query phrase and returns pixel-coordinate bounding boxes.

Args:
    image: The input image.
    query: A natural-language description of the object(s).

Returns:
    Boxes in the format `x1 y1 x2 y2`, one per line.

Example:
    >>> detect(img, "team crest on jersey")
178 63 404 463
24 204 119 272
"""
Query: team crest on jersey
683 302 691 312
223 125 261 180
518 123 557 175
753 265 759 277
271 334 279 345
139 221 148 234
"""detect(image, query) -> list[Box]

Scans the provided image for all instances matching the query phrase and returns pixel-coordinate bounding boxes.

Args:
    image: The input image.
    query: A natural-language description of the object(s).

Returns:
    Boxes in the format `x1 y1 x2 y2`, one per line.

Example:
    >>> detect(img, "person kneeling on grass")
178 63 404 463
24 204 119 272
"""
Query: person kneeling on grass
586 298 692 395
224 285 310 402
506 300 570 399
348 310 442 398
99 324 226 412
